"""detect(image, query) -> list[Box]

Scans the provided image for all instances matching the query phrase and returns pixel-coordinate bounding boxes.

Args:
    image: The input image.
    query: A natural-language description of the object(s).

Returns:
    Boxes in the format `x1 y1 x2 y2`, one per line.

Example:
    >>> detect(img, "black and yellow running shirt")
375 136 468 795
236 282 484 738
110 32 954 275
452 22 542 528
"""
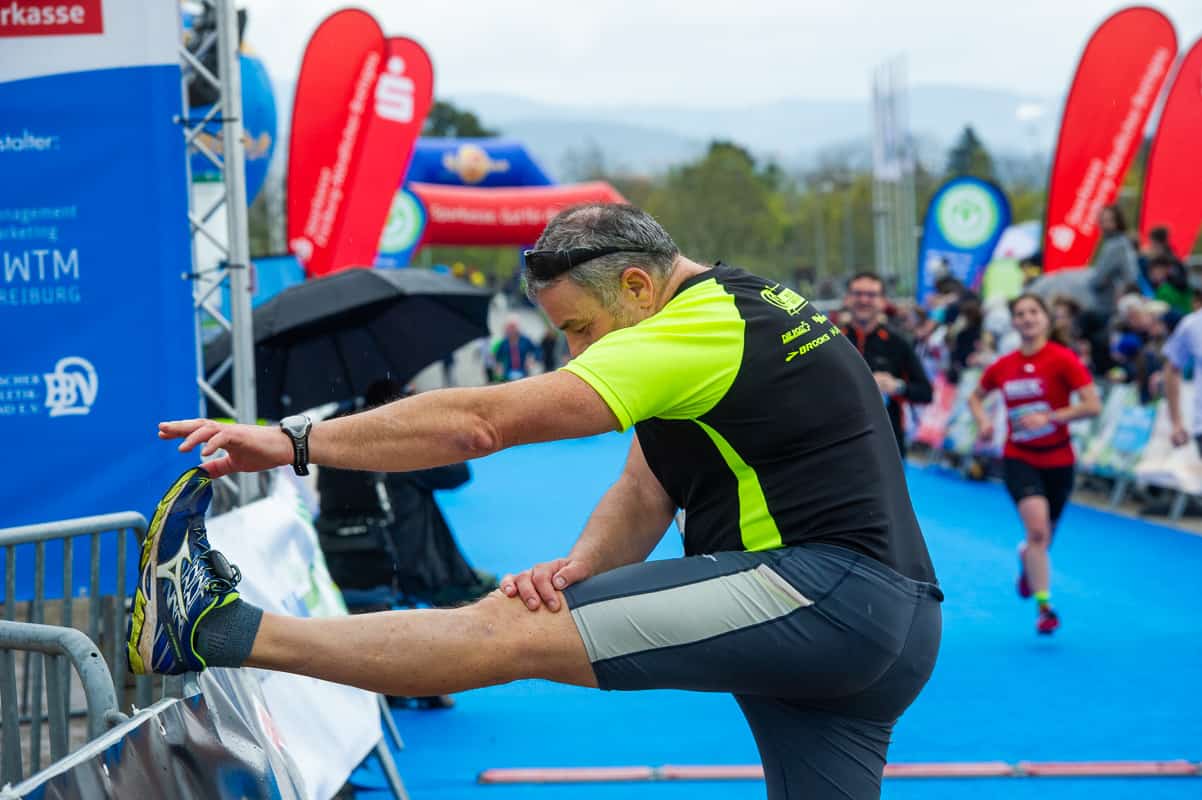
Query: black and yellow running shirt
562 263 936 583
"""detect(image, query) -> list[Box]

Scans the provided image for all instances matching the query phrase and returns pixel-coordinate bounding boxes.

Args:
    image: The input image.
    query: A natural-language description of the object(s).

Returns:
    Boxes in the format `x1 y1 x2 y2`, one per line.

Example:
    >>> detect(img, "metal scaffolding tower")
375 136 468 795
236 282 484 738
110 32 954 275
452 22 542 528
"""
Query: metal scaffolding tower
871 57 919 295
178 0 258 504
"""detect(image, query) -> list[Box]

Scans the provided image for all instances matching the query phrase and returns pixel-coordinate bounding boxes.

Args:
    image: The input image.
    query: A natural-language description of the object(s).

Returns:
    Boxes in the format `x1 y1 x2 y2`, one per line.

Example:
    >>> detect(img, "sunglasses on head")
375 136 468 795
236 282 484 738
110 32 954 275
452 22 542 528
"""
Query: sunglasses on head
522 246 655 281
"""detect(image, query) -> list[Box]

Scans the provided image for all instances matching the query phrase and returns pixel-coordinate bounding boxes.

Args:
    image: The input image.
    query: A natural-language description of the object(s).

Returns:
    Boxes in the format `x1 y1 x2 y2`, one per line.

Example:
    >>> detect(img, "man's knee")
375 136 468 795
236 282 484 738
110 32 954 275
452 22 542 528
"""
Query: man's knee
460 591 594 686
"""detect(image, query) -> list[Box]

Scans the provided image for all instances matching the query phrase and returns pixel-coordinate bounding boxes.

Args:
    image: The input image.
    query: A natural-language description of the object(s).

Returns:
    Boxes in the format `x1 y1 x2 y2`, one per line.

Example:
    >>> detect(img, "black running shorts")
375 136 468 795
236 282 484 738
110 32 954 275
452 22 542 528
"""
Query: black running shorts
1002 457 1075 526
563 543 943 800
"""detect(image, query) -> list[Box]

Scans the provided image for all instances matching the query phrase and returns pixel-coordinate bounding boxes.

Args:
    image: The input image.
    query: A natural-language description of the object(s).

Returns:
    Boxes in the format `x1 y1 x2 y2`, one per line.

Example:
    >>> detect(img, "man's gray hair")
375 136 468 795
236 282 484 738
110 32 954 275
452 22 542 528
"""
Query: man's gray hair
524 204 679 308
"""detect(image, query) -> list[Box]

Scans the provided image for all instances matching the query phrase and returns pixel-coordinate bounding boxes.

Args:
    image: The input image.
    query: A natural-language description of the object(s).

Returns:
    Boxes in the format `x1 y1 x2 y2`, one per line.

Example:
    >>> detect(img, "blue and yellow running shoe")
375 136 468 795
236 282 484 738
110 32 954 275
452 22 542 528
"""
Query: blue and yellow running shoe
127 467 242 675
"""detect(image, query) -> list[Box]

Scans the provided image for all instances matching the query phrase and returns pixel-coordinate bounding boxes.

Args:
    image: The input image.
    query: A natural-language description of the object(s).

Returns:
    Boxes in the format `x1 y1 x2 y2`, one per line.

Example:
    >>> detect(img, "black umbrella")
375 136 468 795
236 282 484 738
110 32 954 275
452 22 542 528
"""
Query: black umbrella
204 267 493 419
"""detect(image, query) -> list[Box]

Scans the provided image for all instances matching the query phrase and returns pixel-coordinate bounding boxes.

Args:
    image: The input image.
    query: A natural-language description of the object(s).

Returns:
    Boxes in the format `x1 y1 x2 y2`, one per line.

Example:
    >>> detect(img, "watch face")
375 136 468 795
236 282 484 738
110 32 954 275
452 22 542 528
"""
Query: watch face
282 415 311 437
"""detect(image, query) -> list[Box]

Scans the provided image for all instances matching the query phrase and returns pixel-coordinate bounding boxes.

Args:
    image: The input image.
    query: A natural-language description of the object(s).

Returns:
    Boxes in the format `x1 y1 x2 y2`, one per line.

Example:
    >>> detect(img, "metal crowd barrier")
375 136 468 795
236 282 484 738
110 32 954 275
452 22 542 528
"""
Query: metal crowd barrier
0 512 180 784
0 621 126 782
0 508 409 799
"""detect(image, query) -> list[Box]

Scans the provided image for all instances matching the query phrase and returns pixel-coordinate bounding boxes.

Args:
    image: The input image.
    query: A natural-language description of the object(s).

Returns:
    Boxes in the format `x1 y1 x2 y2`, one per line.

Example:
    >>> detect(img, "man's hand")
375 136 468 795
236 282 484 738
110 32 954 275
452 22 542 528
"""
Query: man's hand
976 420 995 443
158 419 292 478
872 371 902 396
500 557 593 613
1171 424 1190 448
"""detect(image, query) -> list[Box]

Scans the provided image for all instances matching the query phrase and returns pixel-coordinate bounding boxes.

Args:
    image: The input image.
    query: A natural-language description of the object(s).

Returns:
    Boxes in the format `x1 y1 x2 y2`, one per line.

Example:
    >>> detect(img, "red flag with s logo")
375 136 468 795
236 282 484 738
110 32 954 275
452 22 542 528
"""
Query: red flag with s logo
1043 7 1175 272
287 11 434 277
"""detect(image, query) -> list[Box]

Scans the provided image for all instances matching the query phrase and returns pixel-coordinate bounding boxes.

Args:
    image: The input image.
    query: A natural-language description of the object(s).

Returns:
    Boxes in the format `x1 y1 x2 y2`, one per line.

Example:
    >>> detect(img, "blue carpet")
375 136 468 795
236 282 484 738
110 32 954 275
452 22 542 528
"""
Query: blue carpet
357 435 1202 799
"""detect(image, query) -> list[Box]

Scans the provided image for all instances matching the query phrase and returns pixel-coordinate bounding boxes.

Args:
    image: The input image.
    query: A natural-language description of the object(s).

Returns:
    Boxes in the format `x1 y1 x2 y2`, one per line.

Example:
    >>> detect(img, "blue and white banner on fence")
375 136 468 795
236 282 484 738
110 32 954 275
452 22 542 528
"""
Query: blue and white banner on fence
0 1 196 526
917 176 1011 304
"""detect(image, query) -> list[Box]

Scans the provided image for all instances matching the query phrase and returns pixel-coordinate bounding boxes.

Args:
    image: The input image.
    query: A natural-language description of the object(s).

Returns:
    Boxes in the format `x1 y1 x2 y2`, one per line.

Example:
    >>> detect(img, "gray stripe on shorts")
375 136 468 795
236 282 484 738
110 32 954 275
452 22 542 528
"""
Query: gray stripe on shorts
570 564 813 663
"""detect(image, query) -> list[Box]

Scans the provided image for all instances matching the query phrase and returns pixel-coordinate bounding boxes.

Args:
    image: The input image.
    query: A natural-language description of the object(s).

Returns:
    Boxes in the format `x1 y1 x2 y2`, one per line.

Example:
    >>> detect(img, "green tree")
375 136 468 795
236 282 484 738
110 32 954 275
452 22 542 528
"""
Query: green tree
946 126 996 181
644 141 787 276
423 100 498 138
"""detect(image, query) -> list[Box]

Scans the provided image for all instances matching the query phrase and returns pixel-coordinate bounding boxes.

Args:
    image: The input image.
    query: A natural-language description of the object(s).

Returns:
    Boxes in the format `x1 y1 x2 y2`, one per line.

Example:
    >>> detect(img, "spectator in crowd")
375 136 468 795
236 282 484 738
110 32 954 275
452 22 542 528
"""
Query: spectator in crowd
540 327 565 374
904 306 945 383
1161 303 1202 453
490 318 539 381
1106 295 1170 405
969 294 1101 636
842 271 933 455
1078 205 1140 375
1087 205 1141 317
1019 253 1043 285
983 297 1020 359
928 275 968 327
316 379 498 609
947 295 984 385
1140 225 1179 271
1146 254 1192 316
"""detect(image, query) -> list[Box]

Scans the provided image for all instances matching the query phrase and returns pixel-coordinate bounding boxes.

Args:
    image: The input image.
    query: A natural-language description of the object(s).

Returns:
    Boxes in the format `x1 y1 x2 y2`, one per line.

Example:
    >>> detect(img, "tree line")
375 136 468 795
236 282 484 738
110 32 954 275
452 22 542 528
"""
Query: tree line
249 101 1168 298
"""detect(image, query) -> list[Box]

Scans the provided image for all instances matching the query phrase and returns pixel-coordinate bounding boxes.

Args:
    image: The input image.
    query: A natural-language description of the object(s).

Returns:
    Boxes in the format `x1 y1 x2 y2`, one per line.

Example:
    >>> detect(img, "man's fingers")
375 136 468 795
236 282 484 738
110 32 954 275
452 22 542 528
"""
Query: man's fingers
179 422 220 453
200 430 229 458
499 574 518 596
514 573 541 610
530 568 559 611
158 419 207 440
553 561 590 591
201 456 233 479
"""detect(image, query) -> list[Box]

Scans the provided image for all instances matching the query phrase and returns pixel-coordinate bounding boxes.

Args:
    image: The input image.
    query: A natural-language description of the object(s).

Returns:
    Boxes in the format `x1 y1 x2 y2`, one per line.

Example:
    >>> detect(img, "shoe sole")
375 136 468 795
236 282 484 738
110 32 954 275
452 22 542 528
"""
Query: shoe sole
128 469 205 674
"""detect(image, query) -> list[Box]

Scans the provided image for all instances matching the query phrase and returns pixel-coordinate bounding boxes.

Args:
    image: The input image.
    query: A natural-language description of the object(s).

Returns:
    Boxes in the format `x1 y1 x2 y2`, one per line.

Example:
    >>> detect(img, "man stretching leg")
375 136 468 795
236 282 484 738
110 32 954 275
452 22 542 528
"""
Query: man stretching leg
130 204 942 800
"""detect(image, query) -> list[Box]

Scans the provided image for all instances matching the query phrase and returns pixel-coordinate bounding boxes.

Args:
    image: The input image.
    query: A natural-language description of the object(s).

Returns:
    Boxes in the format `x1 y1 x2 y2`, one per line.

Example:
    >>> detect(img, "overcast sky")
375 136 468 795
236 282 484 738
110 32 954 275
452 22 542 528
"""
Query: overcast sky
241 0 1202 107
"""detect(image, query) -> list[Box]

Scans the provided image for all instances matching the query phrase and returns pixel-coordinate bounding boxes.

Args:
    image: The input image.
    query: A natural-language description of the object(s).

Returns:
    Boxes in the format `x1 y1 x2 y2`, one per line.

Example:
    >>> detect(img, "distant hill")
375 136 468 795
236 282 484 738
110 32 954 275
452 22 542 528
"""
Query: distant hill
450 85 1058 179
272 80 1058 181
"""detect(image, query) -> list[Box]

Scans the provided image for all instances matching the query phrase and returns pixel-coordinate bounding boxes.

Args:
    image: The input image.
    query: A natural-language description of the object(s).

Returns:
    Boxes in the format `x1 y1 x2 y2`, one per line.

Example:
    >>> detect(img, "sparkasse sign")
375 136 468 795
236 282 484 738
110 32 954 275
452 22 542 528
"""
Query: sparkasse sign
0 0 103 37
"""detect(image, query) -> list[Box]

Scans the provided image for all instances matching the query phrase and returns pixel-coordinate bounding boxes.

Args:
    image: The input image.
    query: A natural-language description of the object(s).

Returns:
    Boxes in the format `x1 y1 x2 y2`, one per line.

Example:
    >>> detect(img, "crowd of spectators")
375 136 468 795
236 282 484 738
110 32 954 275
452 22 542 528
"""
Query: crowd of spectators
843 206 1200 420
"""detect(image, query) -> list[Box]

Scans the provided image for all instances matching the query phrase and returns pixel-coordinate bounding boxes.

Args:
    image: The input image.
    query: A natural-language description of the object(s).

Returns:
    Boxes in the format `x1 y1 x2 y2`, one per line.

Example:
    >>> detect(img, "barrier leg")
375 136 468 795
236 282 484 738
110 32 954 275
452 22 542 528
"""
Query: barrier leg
1169 491 1190 521
1109 476 1130 508
0 647 22 783
374 739 410 800
378 693 404 752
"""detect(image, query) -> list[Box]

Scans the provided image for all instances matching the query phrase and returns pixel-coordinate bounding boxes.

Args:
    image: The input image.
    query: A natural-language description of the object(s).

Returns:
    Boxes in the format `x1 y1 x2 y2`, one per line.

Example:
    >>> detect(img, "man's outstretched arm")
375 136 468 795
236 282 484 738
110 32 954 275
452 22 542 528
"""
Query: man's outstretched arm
502 434 676 611
159 371 618 478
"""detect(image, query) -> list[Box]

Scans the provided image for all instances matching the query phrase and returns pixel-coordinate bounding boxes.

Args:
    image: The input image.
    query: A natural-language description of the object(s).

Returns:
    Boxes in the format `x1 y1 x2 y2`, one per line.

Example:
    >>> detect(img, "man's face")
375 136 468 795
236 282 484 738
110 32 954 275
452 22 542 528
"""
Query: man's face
537 279 644 359
846 278 885 327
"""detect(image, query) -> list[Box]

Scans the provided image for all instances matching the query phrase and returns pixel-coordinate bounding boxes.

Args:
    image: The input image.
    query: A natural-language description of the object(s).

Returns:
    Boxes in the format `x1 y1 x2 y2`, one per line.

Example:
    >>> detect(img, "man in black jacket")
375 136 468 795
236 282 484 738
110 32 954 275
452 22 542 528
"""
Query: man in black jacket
841 272 933 456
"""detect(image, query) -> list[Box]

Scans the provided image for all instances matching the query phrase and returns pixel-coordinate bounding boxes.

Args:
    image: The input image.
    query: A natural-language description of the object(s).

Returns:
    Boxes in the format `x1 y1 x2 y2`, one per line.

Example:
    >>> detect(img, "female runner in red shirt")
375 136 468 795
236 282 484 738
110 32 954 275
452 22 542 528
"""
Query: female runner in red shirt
969 294 1101 635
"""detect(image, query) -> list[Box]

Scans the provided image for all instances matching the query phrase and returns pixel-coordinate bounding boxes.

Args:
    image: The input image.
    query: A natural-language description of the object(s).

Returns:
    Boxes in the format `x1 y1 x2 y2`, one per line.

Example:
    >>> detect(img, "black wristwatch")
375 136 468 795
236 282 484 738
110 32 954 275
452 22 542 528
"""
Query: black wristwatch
279 414 313 476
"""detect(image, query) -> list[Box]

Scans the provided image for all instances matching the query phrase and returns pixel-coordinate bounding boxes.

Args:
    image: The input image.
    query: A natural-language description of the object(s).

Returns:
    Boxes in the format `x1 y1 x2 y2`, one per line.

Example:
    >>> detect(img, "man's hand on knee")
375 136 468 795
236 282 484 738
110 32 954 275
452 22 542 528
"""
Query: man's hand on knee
500 557 591 612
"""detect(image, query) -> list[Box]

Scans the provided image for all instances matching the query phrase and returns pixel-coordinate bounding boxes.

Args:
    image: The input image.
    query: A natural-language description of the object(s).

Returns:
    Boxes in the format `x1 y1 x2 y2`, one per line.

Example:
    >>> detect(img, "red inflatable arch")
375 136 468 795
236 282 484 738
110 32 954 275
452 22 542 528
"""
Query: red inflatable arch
409 181 626 248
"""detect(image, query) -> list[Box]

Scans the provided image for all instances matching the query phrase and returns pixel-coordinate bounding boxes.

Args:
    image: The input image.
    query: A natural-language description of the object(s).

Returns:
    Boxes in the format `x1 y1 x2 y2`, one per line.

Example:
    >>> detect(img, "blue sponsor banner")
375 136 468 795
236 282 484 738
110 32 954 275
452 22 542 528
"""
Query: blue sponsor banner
407 138 554 187
917 176 1011 303
0 2 197 549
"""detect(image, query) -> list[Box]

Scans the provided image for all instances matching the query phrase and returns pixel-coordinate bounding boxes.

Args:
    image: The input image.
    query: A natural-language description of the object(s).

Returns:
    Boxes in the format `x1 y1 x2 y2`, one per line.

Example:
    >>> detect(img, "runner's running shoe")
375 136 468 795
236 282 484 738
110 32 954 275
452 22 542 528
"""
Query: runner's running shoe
1036 605 1060 635
126 468 242 675
1016 542 1032 599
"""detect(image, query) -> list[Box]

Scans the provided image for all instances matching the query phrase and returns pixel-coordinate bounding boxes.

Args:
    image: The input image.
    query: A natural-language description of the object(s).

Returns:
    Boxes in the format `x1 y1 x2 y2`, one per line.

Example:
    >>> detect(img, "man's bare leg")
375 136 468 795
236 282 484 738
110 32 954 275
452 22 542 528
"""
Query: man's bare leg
244 591 597 697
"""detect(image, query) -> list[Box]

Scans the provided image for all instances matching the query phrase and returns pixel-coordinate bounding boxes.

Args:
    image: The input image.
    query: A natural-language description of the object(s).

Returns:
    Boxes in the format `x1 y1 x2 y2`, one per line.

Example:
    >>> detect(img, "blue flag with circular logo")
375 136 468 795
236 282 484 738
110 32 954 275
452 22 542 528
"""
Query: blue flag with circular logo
917 176 1011 303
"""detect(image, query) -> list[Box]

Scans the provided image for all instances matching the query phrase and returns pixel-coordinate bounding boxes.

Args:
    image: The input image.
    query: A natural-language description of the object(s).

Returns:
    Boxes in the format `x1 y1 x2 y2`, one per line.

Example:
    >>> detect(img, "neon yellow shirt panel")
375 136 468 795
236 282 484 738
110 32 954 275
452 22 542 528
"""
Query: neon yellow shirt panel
560 278 744 431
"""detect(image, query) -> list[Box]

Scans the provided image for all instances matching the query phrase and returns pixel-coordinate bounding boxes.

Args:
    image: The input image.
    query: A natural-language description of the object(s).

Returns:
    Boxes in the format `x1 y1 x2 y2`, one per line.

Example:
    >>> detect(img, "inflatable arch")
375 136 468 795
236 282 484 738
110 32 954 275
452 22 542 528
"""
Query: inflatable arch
377 138 624 265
